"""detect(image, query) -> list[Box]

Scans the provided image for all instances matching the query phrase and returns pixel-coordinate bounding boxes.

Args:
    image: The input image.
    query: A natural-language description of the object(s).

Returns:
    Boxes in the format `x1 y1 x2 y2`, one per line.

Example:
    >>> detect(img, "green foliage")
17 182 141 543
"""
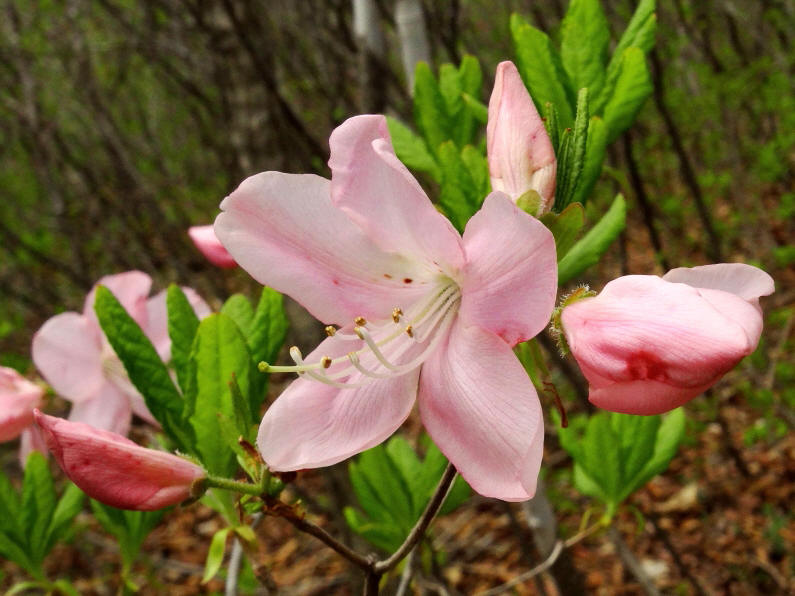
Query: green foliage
0 454 84 580
540 202 585 261
602 47 653 143
437 142 489 232
558 194 627 284
554 88 590 211
90 500 165 587
344 436 470 553
559 409 686 515
167 284 201 396
385 117 440 180
94 285 191 450
560 0 610 103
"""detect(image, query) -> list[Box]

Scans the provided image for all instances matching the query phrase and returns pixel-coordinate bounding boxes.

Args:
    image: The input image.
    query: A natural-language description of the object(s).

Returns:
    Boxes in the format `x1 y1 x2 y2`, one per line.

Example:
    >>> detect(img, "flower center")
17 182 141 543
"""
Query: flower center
260 279 462 388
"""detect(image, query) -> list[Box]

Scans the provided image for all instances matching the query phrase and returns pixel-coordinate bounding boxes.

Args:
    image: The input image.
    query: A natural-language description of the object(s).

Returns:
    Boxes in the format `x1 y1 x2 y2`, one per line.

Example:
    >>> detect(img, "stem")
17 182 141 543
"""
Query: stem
206 476 263 496
608 527 661 596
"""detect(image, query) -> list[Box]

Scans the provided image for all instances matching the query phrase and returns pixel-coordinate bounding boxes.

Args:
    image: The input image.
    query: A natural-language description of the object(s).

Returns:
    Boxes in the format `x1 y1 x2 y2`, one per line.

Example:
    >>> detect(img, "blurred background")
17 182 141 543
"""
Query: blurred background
1 0 793 593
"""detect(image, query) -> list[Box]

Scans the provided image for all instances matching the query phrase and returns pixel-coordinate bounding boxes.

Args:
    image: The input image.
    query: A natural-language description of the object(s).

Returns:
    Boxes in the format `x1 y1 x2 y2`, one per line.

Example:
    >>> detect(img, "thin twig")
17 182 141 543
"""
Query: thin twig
608 526 661 596
395 547 416 596
225 513 264 596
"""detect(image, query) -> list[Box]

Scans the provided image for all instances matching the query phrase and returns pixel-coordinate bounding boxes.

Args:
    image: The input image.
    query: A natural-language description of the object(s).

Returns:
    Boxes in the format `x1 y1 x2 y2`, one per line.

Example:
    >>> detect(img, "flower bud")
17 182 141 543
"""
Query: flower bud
561 264 774 415
487 61 556 215
34 410 206 511
0 367 43 442
188 225 237 268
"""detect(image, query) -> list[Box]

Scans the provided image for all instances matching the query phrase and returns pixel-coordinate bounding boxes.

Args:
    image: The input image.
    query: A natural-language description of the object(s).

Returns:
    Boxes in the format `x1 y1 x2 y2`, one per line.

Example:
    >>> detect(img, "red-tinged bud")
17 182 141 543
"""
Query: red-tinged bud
34 410 206 511
0 367 43 442
561 264 774 415
188 225 237 268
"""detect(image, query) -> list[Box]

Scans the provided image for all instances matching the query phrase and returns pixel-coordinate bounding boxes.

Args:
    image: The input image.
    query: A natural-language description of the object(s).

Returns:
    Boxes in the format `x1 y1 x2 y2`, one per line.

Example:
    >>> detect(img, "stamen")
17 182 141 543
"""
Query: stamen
321 356 332 369
354 316 367 326
405 325 414 337
325 326 336 337
392 307 403 323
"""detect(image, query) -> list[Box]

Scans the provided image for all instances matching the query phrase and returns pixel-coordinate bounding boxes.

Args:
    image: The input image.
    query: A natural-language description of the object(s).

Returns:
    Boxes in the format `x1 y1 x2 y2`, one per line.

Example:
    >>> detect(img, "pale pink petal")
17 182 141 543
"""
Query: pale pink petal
257 332 419 470
188 225 237 268
459 192 557 346
216 171 431 325
589 378 715 416
487 61 556 211
328 115 464 270
83 271 152 328
663 263 774 307
18 426 48 467
32 312 104 403
35 410 205 511
0 367 43 442
418 322 544 501
561 275 763 414
128 388 159 427
68 382 132 436
144 288 210 360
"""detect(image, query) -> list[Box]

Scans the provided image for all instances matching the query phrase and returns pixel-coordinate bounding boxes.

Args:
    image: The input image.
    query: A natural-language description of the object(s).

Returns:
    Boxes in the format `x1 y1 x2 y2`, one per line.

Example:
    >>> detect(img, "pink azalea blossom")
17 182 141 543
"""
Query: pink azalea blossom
561 264 774 415
32 271 210 436
35 410 205 511
0 366 43 442
188 225 237 268
487 61 557 215
215 114 558 501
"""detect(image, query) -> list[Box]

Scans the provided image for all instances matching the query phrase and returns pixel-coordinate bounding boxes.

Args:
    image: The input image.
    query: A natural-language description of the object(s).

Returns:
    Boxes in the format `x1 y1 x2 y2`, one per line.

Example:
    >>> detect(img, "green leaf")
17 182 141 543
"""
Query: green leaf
343 508 404 553
460 145 490 199
571 116 608 205
91 500 166 572
461 92 488 125
455 55 483 146
540 202 585 260
413 62 451 154
437 141 481 232
626 408 686 496
384 436 423 517
96 285 189 449
249 287 288 369
543 102 561 153
350 443 414 527
167 284 201 396
21 452 56 565
45 483 84 553
602 47 653 143
221 294 255 338
581 413 621 503
203 527 233 583
510 14 574 126
386 116 441 181
558 194 626 284
560 0 609 102
187 313 255 476
555 87 589 211
0 471 21 533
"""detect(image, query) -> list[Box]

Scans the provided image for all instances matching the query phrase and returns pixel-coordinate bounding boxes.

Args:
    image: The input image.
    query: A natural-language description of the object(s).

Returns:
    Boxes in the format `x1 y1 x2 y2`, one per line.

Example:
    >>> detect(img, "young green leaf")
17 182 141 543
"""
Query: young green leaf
350 443 414 526
571 116 608 205
221 294 255 338
558 194 627 284
249 287 288 370
602 47 653 143
91 500 165 575
203 526 233 583
510 14 574 126
413 62 452 154
540 202 585 260
96 285 189 449
386 116 441 181
186 313 255 476
167 284 201 396
625 408 686 496
45 483 84 553
560 0 609 102
21 452 56 566
437 141 481 232
555 87 590 211
461 92 488 125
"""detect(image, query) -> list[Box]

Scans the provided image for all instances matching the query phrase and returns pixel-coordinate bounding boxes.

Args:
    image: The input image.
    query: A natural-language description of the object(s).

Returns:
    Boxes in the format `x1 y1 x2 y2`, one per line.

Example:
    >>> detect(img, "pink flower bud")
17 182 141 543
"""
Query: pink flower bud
561 264 774 415
0 367 43 442
34 410 206 510
189 225 237 268
487 61 556 214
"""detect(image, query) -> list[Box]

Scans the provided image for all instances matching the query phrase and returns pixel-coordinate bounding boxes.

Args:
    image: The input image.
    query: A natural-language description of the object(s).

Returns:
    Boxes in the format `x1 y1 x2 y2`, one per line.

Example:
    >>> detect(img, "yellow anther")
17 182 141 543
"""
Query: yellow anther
392 307 403 323
321 356 332 369
325 325 337 337
354 316 367 326
405 325 414 338
257 361 270 373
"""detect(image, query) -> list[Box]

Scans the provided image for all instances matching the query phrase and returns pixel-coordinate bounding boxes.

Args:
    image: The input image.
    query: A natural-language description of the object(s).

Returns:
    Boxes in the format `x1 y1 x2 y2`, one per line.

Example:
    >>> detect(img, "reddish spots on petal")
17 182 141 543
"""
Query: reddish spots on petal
626 351 668 382
403 278 413 284
383 273 393 279
332 279 340 286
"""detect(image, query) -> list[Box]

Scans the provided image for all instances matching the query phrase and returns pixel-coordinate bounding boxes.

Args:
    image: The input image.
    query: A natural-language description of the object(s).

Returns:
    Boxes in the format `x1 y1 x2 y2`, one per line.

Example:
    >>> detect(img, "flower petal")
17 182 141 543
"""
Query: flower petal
216 171 430 325
418 322 544 501
188 225 237 268
459 192 557 346
32 312 104 403
68 381 132 436
663 263 774 306
18 426 48 467
328 115 464 271
257 333 419 470
487 61 556 210
144 288 210 360
589 378 715 415
83 271 152 327
561 275 761 412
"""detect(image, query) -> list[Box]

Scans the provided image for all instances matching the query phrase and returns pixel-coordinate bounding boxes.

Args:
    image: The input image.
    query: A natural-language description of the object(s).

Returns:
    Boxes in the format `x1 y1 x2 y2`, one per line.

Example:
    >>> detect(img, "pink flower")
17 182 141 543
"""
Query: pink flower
487 61 556 215
188 225 237 268
215 115 558 501
0 366 43 442
32 271 210 436
34 410 205 511
561 264 775 415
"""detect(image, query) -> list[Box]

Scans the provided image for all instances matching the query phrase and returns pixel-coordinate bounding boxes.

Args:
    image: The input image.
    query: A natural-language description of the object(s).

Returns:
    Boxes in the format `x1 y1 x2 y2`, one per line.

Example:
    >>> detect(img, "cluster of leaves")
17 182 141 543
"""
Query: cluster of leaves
558 409 686 516
0 453 84 593
344 435 470 553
